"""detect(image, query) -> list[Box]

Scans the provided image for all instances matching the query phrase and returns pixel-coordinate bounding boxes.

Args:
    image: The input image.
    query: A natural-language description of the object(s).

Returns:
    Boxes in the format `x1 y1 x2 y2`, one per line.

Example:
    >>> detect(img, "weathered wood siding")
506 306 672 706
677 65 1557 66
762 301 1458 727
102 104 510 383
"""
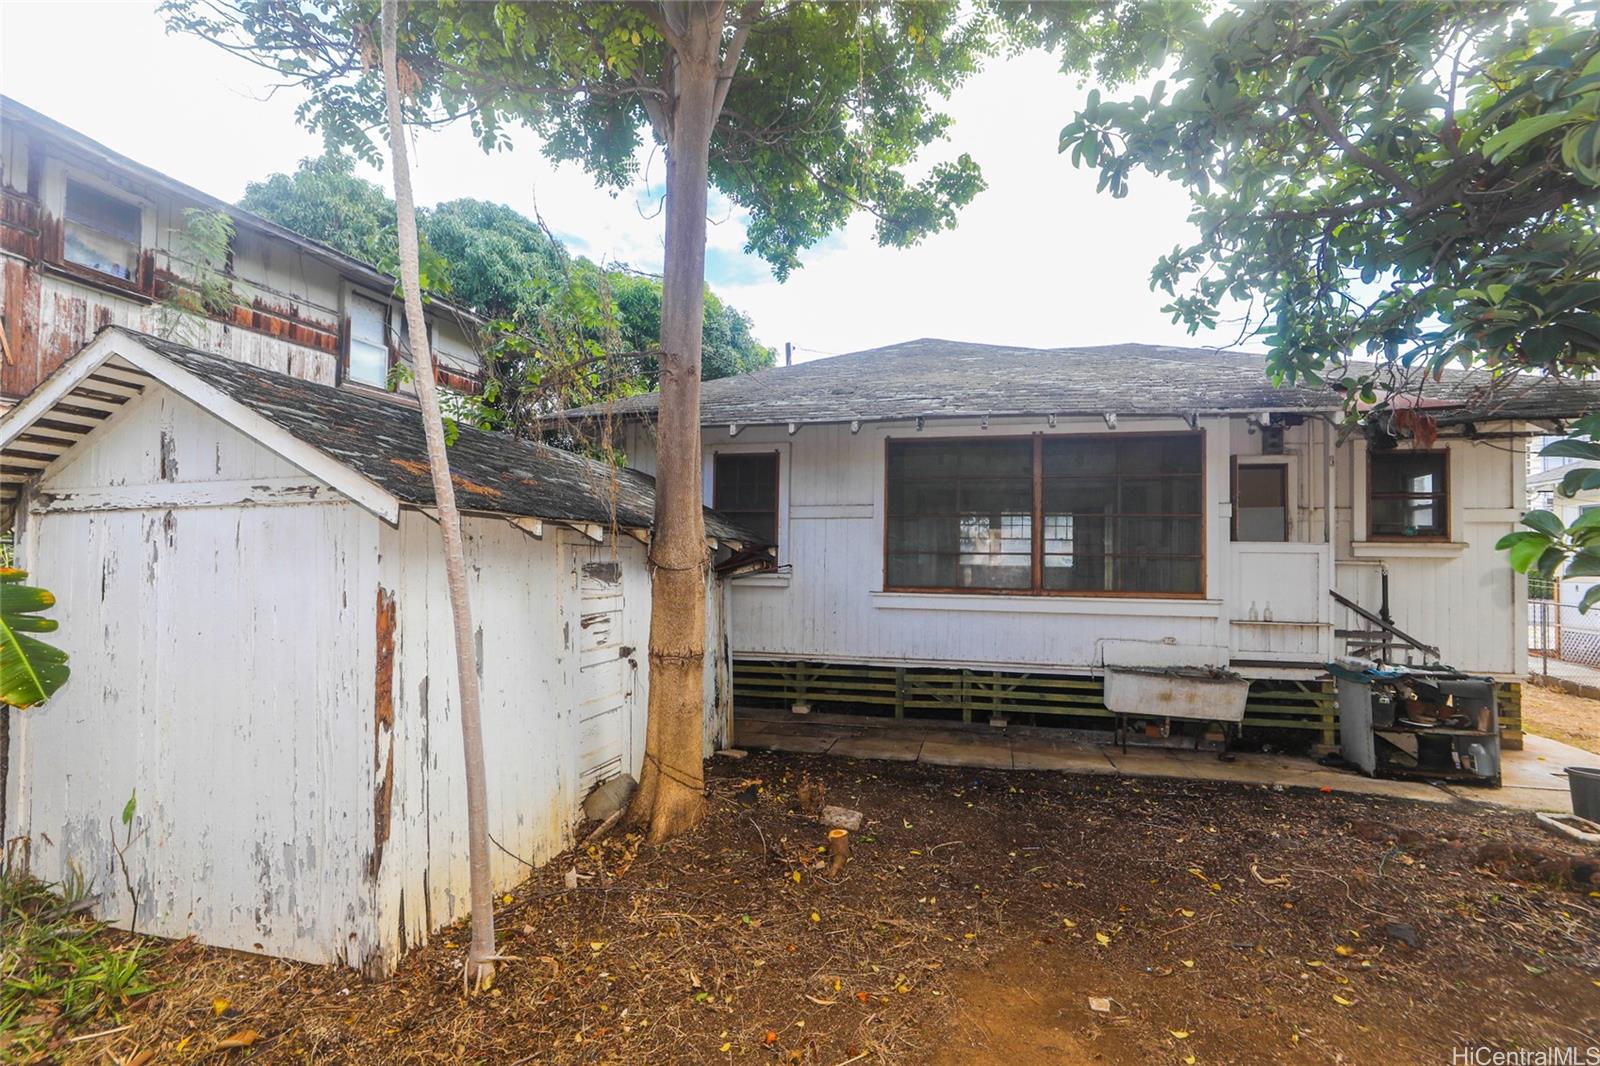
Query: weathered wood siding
1332 434 1529 676
625 412 1528 679
373 512 583 965
0 105 480 401
6 375 737 972
11 388 382 965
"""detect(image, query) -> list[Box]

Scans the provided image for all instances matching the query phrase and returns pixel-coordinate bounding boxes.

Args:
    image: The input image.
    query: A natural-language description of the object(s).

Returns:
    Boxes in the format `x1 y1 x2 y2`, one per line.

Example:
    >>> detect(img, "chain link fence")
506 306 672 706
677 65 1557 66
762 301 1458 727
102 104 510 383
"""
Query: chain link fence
1530 596 1600 668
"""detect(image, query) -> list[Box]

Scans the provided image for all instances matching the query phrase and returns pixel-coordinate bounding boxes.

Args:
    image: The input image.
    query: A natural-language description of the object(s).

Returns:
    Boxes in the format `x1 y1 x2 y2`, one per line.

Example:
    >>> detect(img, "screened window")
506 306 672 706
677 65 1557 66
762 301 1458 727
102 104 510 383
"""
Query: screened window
1369 451 1447 538
886 433 1204 596
347 292 390 388
62 180 141 280
713 452 779 547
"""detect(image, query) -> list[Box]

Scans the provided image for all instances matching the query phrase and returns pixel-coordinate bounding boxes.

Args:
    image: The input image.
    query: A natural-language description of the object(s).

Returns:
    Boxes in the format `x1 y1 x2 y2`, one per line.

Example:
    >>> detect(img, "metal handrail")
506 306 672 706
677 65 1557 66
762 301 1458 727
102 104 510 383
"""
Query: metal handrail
1329 589 1441 663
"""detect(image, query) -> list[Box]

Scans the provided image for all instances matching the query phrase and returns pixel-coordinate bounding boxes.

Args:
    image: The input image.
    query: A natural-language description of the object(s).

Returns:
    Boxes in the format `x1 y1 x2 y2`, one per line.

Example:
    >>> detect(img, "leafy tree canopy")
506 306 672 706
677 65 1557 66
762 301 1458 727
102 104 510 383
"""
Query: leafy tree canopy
237 152 775 403
1061 1 1600 396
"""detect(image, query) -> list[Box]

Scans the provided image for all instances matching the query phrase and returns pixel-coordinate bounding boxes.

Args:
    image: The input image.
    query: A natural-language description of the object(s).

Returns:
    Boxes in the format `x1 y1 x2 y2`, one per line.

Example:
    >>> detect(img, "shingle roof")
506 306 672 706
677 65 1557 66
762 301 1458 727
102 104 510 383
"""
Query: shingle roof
7 328 762 544
563 337 1600 428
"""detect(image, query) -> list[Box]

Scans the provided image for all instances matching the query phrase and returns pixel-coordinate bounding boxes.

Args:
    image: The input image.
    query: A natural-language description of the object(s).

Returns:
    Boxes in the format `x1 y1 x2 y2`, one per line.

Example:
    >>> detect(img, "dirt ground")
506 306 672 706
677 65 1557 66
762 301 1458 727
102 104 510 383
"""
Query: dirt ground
37 752 1600 1065
1523 684 1600 755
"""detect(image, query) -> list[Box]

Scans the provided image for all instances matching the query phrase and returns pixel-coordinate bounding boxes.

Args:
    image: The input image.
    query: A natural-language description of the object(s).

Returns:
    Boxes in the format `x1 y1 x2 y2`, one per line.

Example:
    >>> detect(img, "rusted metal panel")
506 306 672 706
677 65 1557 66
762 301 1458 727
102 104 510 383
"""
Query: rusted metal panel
371 586 397 877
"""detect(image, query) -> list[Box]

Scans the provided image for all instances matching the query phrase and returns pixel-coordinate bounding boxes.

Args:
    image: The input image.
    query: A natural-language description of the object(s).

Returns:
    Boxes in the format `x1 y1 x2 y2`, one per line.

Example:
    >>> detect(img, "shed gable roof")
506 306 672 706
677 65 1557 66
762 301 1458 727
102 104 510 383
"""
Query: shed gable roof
1 327 760 543
564 337 1600 428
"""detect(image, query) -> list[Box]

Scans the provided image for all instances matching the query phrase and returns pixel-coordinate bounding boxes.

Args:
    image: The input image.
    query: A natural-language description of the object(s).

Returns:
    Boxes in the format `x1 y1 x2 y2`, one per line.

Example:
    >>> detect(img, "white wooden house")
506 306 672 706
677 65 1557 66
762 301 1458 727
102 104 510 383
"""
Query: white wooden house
0 328 761 974
574 339 1600 746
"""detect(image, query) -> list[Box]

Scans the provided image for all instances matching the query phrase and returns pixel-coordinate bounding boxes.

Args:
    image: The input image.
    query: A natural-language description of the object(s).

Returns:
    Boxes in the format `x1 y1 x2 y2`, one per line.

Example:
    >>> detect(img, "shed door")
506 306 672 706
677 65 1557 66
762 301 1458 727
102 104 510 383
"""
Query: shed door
574 547 632 791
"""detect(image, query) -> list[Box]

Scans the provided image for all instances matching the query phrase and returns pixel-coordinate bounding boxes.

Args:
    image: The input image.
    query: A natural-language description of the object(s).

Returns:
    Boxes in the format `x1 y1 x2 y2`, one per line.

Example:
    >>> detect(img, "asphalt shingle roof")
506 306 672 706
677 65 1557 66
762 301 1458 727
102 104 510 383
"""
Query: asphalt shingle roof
118 329 762 543
563 338 1600 428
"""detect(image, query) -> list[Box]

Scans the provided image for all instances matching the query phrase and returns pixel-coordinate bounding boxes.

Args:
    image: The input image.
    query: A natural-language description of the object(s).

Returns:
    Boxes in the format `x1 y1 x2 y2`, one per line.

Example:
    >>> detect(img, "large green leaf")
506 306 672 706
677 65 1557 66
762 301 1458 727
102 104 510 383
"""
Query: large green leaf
1541 438 1600 461
1521 509 1565 536
1507 535 1553 572
0 568 69 709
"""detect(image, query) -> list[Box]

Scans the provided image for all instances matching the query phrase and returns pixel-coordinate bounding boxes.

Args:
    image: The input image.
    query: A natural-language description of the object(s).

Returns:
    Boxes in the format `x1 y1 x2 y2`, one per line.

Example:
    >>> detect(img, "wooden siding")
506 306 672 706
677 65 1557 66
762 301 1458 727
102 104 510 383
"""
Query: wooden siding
0 112 481 401
625 411 1527 680
12 389 382 966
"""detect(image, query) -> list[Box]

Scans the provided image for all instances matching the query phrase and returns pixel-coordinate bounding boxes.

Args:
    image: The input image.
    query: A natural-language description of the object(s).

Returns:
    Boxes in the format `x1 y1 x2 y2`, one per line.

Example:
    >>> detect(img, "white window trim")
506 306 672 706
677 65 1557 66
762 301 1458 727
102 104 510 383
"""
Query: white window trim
343 284 393 390
705 440 790 586
870 418 1218 598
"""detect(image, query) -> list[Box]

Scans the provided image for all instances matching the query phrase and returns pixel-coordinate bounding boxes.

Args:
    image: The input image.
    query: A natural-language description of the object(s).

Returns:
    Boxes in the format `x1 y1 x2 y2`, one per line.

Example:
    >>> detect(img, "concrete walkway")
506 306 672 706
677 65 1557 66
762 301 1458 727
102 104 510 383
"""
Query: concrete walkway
733 708 1600 814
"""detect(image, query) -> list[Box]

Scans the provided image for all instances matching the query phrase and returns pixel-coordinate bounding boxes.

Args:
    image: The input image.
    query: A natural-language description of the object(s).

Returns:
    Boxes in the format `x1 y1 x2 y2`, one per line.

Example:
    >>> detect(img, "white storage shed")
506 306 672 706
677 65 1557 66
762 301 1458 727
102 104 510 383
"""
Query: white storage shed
0 327 760 974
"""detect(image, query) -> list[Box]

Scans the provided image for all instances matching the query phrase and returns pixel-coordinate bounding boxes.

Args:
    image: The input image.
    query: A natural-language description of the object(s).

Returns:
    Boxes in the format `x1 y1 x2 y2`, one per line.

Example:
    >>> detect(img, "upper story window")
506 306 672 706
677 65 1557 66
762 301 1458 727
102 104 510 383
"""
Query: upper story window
1369 450 1447 539
712 452 779 547
62 180 141 280
885 433 1204 596
346 292 390 389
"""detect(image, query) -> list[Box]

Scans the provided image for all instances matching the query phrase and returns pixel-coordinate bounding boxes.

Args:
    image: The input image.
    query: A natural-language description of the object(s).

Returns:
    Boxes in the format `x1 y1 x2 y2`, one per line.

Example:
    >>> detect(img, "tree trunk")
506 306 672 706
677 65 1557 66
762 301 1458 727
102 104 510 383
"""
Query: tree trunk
380 0 498 989
1 708 9 865
625 27 723 843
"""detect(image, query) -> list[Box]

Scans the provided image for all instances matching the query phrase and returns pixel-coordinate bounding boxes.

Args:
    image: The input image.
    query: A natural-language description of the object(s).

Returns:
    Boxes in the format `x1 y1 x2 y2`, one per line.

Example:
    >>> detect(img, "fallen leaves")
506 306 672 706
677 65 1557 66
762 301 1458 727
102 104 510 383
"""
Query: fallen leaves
216 1029 261 1050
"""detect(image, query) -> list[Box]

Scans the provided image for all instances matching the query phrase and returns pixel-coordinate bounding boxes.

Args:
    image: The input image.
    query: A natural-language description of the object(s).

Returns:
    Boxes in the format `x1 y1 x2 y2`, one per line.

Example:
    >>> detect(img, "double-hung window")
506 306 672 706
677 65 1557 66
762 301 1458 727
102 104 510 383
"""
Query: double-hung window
346 292 390 389
885 433 1204 596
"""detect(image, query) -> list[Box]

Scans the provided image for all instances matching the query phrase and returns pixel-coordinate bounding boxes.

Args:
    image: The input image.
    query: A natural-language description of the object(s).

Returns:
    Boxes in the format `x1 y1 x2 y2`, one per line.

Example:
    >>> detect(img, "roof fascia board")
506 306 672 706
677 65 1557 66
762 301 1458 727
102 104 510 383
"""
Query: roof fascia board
0 339 114 451
70 333 400 524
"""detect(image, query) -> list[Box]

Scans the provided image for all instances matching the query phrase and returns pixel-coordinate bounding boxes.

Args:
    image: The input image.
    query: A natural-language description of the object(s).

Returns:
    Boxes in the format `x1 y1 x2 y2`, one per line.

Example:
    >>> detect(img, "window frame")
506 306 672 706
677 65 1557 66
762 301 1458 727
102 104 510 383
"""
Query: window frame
881 430 1207 600
1366 448 1450 542
712 450 781 551
53 174 150 294
343 287 394 391
1231 458 1290 543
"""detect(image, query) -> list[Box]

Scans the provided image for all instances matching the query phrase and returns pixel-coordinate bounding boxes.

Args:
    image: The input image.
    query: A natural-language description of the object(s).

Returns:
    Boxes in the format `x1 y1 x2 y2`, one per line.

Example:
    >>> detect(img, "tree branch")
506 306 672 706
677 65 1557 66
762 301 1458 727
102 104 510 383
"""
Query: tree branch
1302 91 1422 200
712 2 762 120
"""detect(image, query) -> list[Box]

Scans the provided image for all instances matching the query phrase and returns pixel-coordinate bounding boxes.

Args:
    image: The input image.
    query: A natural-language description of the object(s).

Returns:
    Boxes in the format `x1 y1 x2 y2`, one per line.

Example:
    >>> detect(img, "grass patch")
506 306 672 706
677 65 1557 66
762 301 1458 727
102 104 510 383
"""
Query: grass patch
0 865 155 1060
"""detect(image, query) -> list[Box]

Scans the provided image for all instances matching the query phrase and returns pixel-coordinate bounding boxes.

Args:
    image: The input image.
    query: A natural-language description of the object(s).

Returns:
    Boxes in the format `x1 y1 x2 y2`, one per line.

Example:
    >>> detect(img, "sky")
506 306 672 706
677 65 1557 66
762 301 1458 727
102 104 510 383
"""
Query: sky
0 1 1240 362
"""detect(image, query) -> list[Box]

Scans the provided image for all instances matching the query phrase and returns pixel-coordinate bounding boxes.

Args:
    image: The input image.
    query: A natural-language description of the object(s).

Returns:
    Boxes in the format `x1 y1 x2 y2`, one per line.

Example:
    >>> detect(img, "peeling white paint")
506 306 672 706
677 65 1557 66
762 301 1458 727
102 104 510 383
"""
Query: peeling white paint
8 380 733 974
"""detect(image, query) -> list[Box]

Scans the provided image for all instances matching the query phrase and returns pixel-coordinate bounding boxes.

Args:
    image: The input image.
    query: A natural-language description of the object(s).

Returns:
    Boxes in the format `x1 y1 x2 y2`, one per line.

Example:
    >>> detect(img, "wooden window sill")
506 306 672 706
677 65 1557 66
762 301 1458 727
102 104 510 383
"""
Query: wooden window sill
1349 539 1469 559
869 591 1224 617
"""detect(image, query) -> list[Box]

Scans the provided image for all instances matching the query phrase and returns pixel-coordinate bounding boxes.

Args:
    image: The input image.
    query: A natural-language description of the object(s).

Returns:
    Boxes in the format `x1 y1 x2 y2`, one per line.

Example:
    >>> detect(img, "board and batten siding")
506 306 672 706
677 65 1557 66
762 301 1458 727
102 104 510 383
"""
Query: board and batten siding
1332 434 1529 677
625 411 1528 679
10 387 383 965
373 517 647 964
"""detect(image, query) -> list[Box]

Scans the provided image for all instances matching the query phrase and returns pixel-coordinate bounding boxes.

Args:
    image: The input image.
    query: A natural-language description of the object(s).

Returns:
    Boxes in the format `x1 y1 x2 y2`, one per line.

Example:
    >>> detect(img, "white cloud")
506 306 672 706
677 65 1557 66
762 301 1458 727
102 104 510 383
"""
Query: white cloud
2 3 1243 361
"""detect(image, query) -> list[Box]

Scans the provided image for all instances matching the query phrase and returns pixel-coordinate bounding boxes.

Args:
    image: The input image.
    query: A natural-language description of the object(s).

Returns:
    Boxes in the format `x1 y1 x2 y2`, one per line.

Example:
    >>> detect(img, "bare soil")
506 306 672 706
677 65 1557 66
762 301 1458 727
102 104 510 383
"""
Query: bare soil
39 753 1600 1065
1523 684 1600 755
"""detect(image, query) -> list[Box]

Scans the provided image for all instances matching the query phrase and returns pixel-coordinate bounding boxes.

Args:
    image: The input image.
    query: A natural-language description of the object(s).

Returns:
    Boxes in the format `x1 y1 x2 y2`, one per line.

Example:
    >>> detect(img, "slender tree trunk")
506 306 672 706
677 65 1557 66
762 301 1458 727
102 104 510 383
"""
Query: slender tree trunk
1 708 9 864
381 0 497 989
625 24 723 843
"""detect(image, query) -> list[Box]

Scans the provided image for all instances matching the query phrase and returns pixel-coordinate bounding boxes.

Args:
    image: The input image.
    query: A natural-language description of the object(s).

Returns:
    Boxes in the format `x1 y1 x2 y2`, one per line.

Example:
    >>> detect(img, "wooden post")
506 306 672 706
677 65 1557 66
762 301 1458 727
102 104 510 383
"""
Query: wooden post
894 667 906 719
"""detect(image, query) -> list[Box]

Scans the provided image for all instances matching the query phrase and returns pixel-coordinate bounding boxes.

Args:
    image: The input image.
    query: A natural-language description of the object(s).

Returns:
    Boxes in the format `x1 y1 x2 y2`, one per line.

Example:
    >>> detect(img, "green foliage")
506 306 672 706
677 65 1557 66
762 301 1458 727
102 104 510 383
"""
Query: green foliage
0 870 155 1058
237 153 775 423
240 151 397 266
161 1 1049 280
156 208 241 344
0 569 68 710
1498 426 1600 611
1059 2 1600 394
